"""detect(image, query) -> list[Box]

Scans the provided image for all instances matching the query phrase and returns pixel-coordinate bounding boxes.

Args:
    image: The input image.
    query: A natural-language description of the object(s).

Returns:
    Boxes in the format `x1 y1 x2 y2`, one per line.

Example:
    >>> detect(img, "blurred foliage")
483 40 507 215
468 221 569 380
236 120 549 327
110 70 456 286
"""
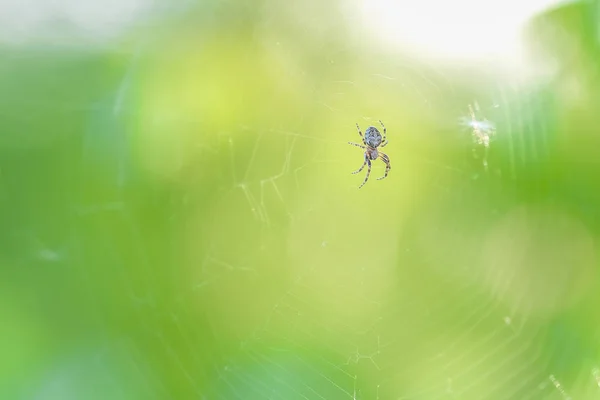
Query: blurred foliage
1 1 600 399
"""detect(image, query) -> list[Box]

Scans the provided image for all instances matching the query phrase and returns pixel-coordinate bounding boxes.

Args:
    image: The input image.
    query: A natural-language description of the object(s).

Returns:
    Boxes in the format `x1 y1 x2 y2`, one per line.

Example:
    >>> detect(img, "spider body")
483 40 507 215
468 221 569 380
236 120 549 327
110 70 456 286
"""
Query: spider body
348 120 391 188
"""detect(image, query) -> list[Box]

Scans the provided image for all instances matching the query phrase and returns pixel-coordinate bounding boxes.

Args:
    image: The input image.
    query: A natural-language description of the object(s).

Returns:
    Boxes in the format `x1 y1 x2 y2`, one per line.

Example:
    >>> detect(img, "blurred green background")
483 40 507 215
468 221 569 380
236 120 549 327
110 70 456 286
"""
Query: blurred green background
1 0 600 399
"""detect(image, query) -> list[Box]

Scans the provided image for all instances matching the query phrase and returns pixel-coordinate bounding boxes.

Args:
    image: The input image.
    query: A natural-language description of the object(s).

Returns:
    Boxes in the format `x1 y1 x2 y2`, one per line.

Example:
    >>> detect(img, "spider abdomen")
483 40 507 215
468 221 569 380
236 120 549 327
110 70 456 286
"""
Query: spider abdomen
364 127 382 148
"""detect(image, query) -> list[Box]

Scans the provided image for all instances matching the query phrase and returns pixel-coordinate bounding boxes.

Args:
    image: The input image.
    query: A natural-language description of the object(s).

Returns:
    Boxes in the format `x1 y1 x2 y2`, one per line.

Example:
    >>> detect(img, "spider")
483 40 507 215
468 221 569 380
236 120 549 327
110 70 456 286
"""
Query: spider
348 120 391 188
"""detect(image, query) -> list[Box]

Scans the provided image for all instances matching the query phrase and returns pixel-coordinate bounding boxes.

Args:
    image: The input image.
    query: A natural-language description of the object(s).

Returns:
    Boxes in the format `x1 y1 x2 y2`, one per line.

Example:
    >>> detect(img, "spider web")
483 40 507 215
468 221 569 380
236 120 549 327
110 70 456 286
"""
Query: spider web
3 1 600 400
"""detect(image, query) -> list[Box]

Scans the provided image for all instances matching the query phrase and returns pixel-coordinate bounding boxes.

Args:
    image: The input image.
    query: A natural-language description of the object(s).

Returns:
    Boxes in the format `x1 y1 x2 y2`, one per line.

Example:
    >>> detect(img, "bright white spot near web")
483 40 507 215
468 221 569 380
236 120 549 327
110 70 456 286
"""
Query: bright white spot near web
358 0 564 62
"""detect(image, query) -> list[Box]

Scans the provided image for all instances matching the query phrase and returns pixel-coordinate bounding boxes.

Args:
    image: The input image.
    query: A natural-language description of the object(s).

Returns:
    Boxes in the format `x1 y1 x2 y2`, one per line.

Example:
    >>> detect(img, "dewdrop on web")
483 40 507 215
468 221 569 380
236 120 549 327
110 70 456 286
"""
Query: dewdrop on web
459 101 497 173
467 102 496 148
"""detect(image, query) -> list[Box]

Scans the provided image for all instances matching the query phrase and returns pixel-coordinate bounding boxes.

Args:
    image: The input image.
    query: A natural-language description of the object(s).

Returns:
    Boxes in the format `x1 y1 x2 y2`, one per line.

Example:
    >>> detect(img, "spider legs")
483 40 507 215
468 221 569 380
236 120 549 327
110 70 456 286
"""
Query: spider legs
359 158 372 189
355 123 363 138
379 120 388 147
379 120 386 136
348 141 366 149
348 143 371 188
377 152 391 180
352 156 367 174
